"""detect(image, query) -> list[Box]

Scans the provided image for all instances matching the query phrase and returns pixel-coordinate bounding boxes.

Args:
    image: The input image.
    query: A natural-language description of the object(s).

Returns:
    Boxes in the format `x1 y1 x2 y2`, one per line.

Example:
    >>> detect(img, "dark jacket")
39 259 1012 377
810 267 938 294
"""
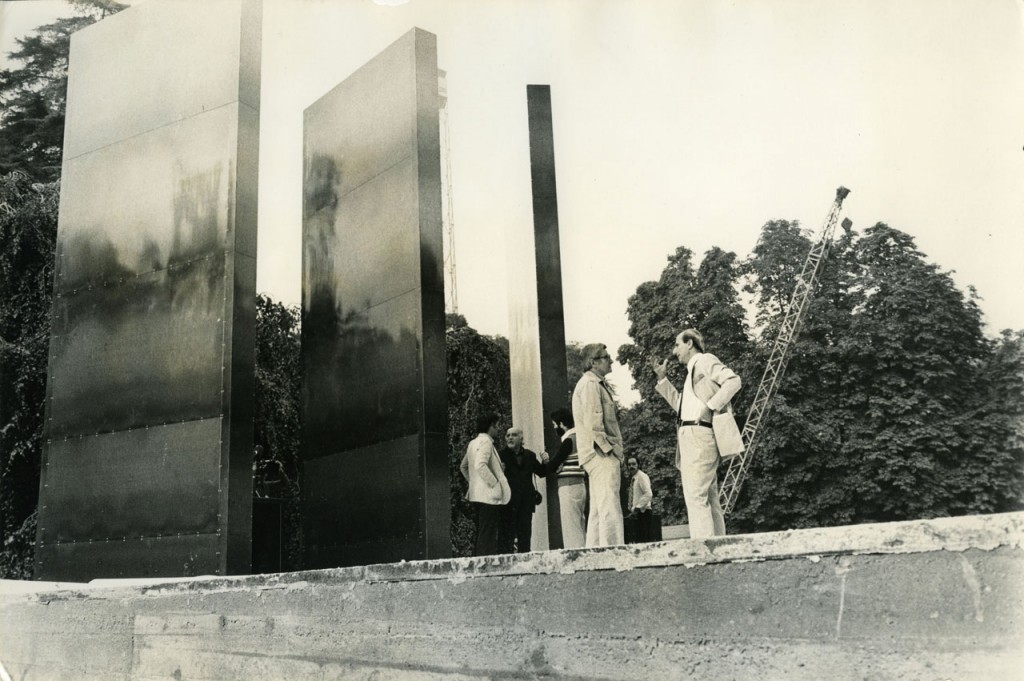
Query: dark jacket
499 447 564 510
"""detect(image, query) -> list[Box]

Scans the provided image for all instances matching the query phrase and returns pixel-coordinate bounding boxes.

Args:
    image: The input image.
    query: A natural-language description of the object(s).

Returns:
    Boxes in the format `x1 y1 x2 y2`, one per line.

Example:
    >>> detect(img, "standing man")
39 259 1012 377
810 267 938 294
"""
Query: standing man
550 407 587 549
571 343 625 547
651 328 741 538
498 426 558 553
625 456 653 543
460 412 511 556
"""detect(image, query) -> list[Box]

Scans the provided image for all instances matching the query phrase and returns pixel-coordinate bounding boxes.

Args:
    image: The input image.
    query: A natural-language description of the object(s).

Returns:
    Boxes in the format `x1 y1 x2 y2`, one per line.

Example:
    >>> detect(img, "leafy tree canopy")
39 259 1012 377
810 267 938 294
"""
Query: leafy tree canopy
0 172 59 578
446 320 512 556
253 294 303 570
617 244 751 523
0 0 126 181
619 218 1024 531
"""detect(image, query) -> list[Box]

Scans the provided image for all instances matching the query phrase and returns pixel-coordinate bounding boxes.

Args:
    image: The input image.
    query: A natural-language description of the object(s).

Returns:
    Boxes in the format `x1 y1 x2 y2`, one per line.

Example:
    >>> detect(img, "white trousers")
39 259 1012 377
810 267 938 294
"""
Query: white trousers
582 454 623 547
557 479 587 549
677 426 726 538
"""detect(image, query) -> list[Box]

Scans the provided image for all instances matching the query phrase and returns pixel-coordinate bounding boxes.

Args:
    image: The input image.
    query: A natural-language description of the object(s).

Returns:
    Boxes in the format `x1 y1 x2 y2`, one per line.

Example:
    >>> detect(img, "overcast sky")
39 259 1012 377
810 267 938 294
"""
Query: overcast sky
4 0 1023 404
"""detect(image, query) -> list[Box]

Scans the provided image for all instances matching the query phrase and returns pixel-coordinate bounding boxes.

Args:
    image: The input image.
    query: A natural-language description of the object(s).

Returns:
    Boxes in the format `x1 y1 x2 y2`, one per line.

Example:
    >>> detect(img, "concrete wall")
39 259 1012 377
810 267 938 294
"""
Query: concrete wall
2 513 1022 680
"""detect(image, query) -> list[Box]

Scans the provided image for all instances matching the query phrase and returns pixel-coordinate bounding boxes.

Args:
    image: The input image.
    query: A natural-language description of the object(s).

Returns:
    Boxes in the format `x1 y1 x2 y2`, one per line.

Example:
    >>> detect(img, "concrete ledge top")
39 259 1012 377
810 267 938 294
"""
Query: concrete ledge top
3 512 1021 600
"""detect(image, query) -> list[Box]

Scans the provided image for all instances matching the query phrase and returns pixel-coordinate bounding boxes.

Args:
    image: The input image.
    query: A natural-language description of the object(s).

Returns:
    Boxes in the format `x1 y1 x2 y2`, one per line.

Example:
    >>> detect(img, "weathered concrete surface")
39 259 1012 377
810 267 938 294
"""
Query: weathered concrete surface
2 513 1022 680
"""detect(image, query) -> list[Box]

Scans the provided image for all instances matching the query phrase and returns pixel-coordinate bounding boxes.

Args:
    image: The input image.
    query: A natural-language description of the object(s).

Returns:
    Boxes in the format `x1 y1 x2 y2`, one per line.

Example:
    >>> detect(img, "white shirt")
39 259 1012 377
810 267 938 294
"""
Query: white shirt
680 354 705 421
628 470 653 511
655 352 741 428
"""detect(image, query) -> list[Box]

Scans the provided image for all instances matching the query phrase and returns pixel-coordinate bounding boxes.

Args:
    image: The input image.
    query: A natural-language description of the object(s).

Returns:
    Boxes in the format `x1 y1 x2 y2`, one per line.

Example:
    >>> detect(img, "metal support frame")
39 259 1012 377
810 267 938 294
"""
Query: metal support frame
720 186 851 515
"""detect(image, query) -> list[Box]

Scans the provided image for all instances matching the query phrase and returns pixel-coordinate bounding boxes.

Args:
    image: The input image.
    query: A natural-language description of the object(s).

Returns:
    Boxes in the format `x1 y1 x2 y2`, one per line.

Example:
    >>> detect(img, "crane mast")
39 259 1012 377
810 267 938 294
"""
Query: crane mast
719 186 851 515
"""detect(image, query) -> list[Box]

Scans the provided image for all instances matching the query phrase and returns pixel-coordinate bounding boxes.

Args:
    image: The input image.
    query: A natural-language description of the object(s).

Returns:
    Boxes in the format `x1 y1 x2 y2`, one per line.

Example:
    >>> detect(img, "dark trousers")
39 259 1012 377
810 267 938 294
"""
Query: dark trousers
499 502 534 553
625 509 655 543
473 502 504 556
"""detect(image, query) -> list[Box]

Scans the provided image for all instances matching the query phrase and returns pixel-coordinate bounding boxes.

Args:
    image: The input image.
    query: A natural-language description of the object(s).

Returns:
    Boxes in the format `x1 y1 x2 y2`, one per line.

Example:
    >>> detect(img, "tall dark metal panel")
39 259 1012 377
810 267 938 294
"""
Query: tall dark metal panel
34 0 261 581
528 85 571 548
508 85 570 550
507 86 573 548
301 28 449 568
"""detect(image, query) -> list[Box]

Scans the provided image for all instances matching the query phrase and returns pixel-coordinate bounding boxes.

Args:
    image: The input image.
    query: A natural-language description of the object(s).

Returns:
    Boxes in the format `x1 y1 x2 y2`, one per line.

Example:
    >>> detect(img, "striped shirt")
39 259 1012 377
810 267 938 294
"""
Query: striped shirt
556 428 585 480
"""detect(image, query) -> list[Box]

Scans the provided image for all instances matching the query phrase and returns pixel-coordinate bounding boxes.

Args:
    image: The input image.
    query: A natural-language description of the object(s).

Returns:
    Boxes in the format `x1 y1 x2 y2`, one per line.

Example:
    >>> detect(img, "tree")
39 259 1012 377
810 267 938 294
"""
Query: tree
446 317 513 556
0 173 59 578
445 312 470 331
0 1 126 181
616 217 1022 534
617 245 750 524
731 220 1023 532
564 341 587 389
971 329 1024 512
842 224 1001 522
730 219 864 530
253 294 303 571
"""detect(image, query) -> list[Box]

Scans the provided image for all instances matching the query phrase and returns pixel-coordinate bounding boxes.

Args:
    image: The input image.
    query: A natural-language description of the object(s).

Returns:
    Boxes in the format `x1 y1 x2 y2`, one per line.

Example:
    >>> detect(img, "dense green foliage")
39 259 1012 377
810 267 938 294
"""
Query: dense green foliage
1 0 1020 576
731 219 862 529
253 294 303 571
564 342 587 396
618 219 1024 531
617 245 752 523
0 173 58 578
445 313 512 556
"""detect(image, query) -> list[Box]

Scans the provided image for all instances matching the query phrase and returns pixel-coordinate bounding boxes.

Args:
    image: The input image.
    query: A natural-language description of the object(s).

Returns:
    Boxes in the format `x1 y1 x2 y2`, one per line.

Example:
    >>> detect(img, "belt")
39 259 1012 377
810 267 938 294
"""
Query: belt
679 420 712 428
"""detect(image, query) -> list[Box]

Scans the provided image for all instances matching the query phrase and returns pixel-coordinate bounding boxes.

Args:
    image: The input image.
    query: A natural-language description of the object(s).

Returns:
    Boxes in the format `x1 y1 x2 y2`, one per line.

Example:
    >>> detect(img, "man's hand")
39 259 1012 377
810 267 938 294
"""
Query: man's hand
650 357 669 381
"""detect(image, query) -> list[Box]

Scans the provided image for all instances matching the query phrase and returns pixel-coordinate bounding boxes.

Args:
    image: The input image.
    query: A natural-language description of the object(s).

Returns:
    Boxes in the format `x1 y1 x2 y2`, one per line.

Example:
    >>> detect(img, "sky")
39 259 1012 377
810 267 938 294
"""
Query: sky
4 0 1024 405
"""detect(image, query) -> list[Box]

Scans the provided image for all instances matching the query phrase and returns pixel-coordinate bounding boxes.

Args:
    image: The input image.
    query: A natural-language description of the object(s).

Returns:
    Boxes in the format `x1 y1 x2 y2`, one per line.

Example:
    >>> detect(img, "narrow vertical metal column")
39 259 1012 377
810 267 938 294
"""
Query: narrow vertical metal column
529 85 571 549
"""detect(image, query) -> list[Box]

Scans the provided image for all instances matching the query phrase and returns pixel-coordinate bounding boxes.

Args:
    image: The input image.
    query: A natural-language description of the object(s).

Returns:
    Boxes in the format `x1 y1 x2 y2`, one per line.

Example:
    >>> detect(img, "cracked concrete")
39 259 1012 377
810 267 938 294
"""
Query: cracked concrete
1 512 1022 680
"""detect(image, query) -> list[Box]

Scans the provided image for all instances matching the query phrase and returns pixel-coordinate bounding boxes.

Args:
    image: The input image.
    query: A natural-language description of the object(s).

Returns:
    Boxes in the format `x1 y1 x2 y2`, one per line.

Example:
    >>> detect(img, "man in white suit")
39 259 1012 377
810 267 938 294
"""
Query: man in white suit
651 329 741 538
460 411 511 555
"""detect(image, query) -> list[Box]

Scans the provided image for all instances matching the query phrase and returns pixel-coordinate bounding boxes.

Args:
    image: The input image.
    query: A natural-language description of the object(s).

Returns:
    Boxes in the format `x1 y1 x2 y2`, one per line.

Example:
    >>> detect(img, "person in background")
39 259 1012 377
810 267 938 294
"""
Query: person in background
571 342 625 547
550 407 586 549
498 426 560 553
625 456 653 543
460 411 511 556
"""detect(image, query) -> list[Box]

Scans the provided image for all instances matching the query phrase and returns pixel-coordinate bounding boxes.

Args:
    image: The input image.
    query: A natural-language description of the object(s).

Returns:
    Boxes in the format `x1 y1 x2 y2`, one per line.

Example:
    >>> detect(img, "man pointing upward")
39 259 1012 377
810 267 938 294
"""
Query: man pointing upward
651 328 741 538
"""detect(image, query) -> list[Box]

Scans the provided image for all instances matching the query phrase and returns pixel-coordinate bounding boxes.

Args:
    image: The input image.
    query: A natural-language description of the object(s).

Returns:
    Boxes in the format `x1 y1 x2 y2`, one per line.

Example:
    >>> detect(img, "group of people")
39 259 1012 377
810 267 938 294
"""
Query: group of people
460 327 741 555
458 411 583 555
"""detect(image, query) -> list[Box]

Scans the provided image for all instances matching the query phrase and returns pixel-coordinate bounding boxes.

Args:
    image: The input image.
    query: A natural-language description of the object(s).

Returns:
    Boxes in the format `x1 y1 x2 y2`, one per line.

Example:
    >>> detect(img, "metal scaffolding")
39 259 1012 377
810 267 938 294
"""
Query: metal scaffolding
720 186 851 515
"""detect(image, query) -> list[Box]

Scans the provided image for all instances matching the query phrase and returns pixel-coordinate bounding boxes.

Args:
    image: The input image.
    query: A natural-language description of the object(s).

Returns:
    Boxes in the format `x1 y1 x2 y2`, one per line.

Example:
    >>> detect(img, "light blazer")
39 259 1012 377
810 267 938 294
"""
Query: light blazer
460 433 511 505
656 352 742 466
572 370 624 467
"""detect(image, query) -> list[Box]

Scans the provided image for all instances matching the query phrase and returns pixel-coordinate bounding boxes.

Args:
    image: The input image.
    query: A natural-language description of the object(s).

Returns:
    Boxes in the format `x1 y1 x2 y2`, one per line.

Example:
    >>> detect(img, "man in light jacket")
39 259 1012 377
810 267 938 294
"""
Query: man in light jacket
460 411 511 556
571 342 625 547
652 328 741 538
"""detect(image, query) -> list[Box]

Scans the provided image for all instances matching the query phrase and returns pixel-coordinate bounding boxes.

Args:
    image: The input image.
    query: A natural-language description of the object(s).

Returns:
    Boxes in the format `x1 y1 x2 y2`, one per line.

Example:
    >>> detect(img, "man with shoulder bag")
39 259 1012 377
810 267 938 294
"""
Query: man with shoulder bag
650 328 742 538
498 426 559 553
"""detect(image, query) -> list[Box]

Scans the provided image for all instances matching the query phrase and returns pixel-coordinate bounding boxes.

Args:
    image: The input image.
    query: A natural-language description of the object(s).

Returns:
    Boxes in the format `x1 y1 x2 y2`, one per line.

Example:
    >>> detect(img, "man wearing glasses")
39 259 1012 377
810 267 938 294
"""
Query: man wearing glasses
571 343 625 547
